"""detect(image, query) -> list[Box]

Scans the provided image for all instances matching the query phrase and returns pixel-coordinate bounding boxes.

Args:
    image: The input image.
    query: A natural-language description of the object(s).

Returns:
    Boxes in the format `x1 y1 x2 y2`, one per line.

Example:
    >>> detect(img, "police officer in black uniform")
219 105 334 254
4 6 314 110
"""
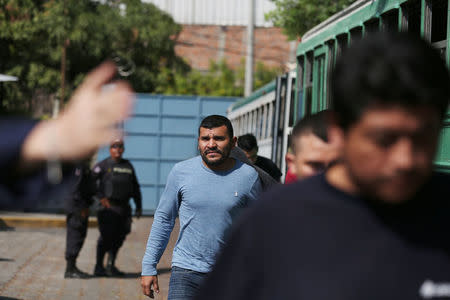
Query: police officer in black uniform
92 139 142 276
64 159 96 278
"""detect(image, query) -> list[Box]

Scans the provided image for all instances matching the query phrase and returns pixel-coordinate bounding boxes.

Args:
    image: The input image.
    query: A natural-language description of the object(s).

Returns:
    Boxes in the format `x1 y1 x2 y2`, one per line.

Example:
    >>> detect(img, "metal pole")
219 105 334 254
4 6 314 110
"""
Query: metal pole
244 0 255 97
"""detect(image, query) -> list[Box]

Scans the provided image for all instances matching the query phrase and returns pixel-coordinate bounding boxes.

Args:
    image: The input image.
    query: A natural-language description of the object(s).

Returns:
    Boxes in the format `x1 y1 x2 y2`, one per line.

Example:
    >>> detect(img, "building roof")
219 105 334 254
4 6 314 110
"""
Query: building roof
144 0 276 27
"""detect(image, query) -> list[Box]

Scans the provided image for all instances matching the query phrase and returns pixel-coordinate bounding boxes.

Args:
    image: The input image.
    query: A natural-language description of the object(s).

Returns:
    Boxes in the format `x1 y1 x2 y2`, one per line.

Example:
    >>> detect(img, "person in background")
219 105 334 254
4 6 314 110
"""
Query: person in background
0 61 134 210
283 163 297 184
237 133 282 182
92 139 142 277
64 158 96 279
141 115 262 299
196 32 450 300
230 147 277 190
285 110 341 180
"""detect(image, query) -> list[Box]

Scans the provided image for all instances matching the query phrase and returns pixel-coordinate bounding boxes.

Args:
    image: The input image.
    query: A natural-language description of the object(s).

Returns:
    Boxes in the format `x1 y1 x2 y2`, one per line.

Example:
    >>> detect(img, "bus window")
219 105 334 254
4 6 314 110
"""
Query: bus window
336 33 348 60
402 0 421 36
364 18 380 35
431 0 448 60
289 77 296 127
381 9 399 32
326 40 335 108
304 52 313 116
313 54 326 112
268 102 274 138
296 56 305 119
350 26 363 42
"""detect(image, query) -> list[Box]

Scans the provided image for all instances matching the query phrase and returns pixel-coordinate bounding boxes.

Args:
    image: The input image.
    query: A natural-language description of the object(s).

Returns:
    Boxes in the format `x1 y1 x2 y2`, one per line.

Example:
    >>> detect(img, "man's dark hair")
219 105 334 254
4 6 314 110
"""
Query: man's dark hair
290 110 330 153
237 134 258 151
332 31 450 130
199 115 234 138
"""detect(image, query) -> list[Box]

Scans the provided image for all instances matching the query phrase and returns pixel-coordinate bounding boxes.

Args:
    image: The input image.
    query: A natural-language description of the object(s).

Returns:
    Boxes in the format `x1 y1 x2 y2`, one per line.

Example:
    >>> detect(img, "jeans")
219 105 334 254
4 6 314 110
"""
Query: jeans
168 266 208 300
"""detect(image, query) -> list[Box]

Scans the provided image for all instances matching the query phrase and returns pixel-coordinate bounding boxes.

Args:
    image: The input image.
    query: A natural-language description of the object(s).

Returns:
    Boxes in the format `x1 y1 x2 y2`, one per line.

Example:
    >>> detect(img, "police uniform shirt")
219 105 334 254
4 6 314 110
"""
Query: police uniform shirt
92 157 141 210
65 164 96 212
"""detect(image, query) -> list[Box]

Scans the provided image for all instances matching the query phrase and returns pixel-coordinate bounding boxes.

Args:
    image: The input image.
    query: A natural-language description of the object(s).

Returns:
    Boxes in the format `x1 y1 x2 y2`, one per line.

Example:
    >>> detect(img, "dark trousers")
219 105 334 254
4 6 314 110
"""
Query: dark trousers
96 208 131 255
65 212 89 260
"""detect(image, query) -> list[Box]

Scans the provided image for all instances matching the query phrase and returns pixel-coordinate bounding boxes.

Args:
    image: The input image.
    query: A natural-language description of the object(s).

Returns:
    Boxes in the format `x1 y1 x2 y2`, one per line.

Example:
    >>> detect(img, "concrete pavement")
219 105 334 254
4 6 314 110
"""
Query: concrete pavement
0 214 179 300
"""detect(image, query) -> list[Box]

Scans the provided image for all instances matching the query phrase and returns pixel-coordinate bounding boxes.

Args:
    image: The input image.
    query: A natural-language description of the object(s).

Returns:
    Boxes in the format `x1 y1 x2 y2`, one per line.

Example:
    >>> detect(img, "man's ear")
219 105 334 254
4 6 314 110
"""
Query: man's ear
231 136 237 147
327 112 344 148
285 152 297 176
327 124 344 149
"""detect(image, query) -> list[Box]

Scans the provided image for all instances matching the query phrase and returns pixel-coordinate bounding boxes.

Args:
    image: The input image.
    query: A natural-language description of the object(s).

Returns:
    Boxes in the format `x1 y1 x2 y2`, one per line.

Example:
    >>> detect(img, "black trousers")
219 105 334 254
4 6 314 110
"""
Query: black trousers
65 212 89 260
96 208 131 254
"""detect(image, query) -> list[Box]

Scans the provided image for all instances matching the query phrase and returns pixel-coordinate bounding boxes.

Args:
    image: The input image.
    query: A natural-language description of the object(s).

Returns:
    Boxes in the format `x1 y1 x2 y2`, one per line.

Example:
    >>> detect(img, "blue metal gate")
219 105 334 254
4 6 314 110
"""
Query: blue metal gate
96 94 238 214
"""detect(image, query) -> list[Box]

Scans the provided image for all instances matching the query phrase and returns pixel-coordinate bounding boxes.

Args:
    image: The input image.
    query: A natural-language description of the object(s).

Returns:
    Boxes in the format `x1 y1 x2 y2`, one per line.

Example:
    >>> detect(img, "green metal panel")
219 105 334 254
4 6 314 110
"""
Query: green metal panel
319 55 326 111
312 53 327 114
295 0 450 171
297 0 409 56
312 56 319 114
301 61 307 117
435 118 450 173
312 46 327 114
447 0 450 67
302 53 313 116
294 57 305 121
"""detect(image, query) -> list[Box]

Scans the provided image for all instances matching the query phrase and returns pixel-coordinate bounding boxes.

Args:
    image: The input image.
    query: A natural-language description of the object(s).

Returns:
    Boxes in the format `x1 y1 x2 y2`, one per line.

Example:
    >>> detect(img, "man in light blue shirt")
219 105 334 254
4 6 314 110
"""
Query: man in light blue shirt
141 115 262 299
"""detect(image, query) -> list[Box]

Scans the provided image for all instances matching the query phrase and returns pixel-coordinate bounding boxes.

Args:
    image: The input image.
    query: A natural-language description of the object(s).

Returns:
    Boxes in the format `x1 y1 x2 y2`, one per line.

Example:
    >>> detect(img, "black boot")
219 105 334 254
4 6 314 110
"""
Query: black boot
64 258 89 279
105 251 125 277
93 246 107 277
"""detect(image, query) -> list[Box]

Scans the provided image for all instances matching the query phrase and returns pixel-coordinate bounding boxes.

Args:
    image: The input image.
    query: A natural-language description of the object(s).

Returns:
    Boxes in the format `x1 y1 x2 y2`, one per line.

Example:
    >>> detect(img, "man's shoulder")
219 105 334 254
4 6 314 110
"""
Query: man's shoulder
174 156 199 167
92 158 109 172
256 155 276 166
260 174 330 207
234 159 259 179
170 156 201 175
119 158 134 167
256 156 281 175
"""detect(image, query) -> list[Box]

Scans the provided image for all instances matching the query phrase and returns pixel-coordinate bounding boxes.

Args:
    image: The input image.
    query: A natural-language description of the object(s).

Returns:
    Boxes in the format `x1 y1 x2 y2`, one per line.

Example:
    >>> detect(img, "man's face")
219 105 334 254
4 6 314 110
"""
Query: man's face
110 141 124 160
243 148 258 164
288 133 338 180
341 105 441 203
198 125 235 167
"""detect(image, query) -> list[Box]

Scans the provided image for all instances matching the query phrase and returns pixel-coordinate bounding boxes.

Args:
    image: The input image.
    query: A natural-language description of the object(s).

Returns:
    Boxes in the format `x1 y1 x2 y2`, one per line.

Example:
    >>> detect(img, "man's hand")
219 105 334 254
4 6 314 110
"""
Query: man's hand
141 275 159 298
136 208 142 219
21 61 135 164
100 198 111 208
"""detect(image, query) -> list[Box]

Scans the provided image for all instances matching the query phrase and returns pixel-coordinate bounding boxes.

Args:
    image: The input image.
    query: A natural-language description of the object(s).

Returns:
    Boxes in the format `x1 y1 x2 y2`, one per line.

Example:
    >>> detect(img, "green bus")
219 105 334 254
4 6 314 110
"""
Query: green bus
295 0 450 173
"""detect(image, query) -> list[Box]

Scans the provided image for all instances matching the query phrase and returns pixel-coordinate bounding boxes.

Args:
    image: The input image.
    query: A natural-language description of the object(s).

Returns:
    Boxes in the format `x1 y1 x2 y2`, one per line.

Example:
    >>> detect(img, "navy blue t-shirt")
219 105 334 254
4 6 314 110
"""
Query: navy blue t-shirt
196 172 450 300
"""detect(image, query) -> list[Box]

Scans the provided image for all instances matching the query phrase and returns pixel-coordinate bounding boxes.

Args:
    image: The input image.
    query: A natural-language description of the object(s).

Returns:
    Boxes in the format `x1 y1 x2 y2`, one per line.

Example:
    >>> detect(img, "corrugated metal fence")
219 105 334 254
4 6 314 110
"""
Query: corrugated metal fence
97 94 238 214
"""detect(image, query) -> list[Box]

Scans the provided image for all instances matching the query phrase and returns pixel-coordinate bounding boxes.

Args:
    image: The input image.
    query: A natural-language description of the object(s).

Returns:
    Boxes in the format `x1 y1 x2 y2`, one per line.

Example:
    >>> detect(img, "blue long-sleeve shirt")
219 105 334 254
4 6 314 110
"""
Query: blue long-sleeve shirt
141 155 262 275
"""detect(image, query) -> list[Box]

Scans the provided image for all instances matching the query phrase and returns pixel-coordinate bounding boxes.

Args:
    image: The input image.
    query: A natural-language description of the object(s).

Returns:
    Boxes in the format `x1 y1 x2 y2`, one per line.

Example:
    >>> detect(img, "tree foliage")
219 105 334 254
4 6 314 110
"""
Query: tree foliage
266 0 356 40
0 0 185 115
1 0 283 115
156 59 281 97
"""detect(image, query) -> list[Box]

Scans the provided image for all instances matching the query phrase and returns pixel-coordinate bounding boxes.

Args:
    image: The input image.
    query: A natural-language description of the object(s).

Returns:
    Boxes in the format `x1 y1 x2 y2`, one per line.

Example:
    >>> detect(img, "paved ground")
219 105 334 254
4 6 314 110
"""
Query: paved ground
0 215 179 300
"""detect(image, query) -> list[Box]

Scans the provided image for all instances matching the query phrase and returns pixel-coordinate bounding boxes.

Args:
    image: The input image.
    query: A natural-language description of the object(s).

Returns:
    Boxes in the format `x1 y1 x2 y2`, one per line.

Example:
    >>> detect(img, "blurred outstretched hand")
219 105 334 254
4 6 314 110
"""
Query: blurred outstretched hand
22 62 135 163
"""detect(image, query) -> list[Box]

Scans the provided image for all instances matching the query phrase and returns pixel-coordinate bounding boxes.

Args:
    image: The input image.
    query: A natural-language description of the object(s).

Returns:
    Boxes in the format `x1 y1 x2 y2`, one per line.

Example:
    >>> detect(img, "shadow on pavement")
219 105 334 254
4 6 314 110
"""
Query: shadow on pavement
0 258 14 262
0 219 14 231
157 267 172 275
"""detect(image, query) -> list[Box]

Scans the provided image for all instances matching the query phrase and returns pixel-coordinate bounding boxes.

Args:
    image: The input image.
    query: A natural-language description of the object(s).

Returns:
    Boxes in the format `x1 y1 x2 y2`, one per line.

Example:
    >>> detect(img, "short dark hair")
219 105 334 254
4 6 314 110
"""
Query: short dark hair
237 134 258 151
332 31 450 130
290 110 330 153
199 115 234 138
